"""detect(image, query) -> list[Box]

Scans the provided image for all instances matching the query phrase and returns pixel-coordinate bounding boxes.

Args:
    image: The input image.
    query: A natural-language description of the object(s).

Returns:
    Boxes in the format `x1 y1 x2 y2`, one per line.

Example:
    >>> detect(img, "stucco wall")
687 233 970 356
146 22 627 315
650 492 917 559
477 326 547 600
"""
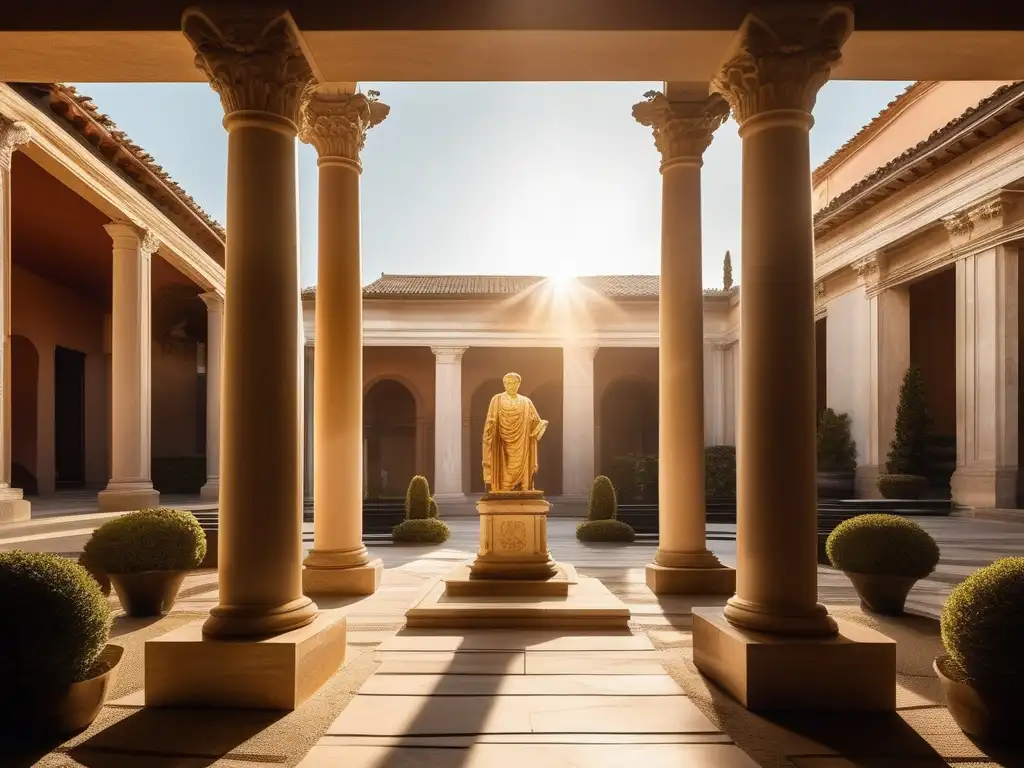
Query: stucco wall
825 288 872 467
152 341 200 458
910 268 956 436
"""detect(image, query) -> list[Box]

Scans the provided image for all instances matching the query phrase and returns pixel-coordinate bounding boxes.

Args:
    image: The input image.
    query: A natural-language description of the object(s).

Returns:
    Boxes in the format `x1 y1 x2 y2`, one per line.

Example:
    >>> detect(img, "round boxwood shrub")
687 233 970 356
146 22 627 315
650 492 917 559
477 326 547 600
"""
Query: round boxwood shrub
576 519 636 543
393 518 450 544
588 475 617 521
83 508 206 574
940 557 1024 697
0 551 112 689
405 475 431 520
826 513 939 578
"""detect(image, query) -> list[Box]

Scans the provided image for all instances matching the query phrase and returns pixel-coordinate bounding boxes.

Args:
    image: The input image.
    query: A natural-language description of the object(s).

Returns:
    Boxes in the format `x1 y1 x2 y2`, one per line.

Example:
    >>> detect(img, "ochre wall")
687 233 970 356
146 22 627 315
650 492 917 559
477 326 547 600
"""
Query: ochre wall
910 268 956 436
595 347 659 473
151 341 200 458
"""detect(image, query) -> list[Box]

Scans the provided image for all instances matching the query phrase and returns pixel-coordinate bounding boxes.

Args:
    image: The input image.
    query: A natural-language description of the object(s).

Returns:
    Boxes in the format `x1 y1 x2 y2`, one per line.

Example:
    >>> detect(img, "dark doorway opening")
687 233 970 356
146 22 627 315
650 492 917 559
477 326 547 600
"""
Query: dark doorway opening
54 346 86 488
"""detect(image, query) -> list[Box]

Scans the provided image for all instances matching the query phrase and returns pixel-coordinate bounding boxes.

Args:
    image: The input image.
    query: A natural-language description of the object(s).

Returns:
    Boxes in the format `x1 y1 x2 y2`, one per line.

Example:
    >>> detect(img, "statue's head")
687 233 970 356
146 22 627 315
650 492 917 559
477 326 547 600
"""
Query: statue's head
502 372 522 396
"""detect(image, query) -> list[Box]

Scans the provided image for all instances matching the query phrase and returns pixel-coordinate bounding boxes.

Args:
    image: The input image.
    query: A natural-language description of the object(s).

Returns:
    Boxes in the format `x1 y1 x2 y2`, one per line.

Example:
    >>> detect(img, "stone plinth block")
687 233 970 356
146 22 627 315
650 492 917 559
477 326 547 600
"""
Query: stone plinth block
98 483 159 513
470 491 557 581
145 609 347 710
0 489 30 523
646 564 736 595
303 559 383 596
692 607 896 712
446 562 575 598
406 565 629 631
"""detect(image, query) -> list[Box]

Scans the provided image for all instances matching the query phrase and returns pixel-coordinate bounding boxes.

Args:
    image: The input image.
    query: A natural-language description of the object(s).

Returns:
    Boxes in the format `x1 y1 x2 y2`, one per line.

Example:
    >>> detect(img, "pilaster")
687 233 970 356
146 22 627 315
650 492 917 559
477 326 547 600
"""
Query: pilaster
199 292 223 502
433 346 467 501
561 344 598 498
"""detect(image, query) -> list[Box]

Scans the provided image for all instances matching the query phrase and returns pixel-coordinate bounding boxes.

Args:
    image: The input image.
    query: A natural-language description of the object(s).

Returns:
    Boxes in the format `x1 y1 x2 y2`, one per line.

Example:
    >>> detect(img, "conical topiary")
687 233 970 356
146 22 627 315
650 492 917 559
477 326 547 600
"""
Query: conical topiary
723 250 734 291
405 475 431 520
886 365 931 477
817 408 857 473
588 475 617 521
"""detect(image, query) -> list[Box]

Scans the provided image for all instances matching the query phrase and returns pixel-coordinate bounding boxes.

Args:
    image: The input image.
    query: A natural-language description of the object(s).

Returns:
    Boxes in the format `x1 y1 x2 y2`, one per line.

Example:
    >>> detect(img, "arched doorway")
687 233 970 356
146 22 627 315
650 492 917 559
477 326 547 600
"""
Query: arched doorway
364 379 417 499
600 377 658 474
11 335 39 495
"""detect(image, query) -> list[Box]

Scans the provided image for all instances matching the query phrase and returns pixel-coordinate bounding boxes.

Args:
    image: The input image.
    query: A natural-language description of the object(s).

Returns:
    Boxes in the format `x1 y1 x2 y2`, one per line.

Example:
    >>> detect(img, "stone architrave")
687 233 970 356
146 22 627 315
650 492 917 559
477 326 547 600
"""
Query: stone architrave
632 87 735 595
693 5 896 713
300 83 389 596
0 118 31 522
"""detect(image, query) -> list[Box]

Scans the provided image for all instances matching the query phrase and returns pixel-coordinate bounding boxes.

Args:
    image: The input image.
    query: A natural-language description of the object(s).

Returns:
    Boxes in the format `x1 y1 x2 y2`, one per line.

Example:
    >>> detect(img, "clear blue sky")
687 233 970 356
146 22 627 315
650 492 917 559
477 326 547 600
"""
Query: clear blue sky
74 81 910 289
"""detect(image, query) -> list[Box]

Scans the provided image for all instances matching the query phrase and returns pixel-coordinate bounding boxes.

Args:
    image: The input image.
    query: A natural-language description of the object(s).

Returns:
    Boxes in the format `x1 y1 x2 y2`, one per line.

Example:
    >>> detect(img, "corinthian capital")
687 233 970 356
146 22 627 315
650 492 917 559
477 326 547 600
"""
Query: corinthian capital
0 118 31 172
300 85 390 164
181 9 314 124
712 5 853 124
632 91 730 170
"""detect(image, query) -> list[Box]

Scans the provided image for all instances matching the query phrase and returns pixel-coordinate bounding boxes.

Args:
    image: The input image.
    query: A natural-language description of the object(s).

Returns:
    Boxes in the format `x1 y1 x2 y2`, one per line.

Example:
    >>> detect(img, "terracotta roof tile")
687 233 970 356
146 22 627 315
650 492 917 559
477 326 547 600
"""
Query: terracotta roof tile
302 275 738 300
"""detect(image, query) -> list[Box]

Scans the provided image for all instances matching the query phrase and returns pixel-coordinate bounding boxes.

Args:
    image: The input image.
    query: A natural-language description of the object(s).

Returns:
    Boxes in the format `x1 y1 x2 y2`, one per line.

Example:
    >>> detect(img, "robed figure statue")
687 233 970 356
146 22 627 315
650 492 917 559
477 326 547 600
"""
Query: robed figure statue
482 373 548 492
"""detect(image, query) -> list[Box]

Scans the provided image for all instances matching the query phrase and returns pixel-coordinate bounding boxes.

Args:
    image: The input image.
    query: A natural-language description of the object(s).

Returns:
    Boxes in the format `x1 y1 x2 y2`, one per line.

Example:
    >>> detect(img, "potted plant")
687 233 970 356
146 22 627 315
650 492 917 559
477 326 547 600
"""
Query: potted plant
393 475 450 544
825 513 939 615
817 408 857 499
878 365 931 499
82 508 206 617
936 557 1024 743
577 475 635 542
0 551 121 742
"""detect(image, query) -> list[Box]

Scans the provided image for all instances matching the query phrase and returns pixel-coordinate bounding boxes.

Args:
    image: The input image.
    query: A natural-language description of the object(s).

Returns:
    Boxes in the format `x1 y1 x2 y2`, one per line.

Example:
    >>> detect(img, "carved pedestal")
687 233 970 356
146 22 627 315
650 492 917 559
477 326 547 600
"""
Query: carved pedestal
469 491 558 581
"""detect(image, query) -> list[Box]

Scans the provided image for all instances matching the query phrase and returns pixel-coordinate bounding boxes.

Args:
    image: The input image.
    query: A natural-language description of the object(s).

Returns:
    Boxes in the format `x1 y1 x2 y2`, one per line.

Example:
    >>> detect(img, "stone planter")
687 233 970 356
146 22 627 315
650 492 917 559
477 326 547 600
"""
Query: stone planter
817 471 855 499
108 570 187 617
877 473 927 499
935 654 1021 743
2 644 123 743
845 572 918 615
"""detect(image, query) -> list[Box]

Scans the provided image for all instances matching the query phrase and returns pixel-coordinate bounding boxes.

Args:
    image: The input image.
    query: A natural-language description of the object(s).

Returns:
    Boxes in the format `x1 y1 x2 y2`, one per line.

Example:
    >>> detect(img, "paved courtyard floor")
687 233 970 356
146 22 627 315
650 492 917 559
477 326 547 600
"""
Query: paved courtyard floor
3 516 1023 767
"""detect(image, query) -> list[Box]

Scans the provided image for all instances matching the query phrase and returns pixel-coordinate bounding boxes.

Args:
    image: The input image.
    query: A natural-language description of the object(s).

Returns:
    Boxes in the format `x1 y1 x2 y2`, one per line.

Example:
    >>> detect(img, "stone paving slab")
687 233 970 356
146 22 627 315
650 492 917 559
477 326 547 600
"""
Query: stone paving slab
326 694 720 736
524 649 666 674
374 651 526 675
298 743 760 767
316 733 733 746
376 629 653 652
356 673 684 697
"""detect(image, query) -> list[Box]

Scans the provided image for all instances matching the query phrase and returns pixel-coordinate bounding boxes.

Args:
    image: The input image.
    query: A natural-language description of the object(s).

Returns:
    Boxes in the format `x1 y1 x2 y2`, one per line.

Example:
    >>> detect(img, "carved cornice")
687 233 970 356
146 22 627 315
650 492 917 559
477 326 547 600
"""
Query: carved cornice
141 229 161 256
0 117 30 172
941 211 973 237
942 194 1009 238
431 345 468 363
631 90 730 169
711 5 853 124
852 252 882 286
181 9 314 124
814 281 826 299
300 85 390 164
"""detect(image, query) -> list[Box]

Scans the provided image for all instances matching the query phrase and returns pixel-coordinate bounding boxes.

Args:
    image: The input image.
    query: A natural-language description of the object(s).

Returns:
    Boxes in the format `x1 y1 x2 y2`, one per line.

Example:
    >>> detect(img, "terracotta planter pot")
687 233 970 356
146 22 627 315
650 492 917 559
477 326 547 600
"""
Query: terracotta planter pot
845 572 918 615
817 471 855 499
108 570 187 617
2 644 123 743
935 654 1022 743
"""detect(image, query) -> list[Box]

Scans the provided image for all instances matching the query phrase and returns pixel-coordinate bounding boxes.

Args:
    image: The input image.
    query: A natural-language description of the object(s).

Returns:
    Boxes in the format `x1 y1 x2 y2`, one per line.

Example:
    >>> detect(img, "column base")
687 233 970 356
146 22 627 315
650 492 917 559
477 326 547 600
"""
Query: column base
854 465 883 499
303 558 383 596
724 595 838 636
951 464 1018 508
646 563 735 595
203 594 318 638
0 487 30 523
145 609 347 710
693 607 896 712
199 477 219 502
97 482 159 512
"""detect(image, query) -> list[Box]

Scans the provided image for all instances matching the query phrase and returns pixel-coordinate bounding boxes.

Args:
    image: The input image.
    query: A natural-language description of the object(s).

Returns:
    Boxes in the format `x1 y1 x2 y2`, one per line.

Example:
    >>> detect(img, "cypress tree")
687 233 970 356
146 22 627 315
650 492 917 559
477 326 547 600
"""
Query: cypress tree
885 365 931 476
723 250 734 290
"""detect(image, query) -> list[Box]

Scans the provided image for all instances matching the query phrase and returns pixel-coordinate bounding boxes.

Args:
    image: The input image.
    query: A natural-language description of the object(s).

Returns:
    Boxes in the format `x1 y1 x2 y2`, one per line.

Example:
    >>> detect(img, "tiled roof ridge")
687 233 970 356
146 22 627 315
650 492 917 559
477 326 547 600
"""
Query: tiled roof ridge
41 83 226 244
811 81 931 186
813 80 1024 229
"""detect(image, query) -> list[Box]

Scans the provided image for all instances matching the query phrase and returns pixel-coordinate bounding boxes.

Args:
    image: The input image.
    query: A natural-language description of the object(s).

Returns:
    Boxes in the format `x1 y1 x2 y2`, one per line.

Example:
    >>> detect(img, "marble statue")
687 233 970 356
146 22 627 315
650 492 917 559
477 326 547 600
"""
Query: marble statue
482 372 549 492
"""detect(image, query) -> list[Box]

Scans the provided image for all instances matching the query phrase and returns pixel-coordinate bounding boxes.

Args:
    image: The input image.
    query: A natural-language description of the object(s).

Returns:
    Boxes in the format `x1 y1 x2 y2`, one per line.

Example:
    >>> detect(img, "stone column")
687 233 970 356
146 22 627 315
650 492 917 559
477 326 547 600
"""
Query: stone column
710 7 853 634
199 292 223 501
183 10 317 637
709 342 728 445
951 246 1019 508
0 118 31 522
433 346 467 501
300 84 389 595
303 343 314 503
97 221 160 513
633 88 734 594
561 344 597 499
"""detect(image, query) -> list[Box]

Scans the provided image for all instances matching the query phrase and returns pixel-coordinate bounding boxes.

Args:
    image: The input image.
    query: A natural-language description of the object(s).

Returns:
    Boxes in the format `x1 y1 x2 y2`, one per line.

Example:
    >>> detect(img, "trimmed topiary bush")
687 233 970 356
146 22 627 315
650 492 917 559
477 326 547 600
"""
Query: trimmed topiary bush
83 508 206 574
588 475 617 521
941 557 1024 697
817 408 857 472
880 365 931 501
705 446 737 499
428 498 439 518
878 473 928 500
576 518 636 543
826 513 940 578
393 518 451 544
405 475 431 520
0 551 112 689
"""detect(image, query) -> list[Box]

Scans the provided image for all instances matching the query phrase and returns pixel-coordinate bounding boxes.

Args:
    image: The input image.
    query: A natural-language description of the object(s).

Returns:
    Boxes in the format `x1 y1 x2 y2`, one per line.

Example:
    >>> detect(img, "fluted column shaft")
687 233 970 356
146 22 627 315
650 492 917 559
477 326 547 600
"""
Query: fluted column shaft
200 292 223 501
183 9 317 637
712 5 853 635
433 346 467 500
300 85 389 591
633 89 732 592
